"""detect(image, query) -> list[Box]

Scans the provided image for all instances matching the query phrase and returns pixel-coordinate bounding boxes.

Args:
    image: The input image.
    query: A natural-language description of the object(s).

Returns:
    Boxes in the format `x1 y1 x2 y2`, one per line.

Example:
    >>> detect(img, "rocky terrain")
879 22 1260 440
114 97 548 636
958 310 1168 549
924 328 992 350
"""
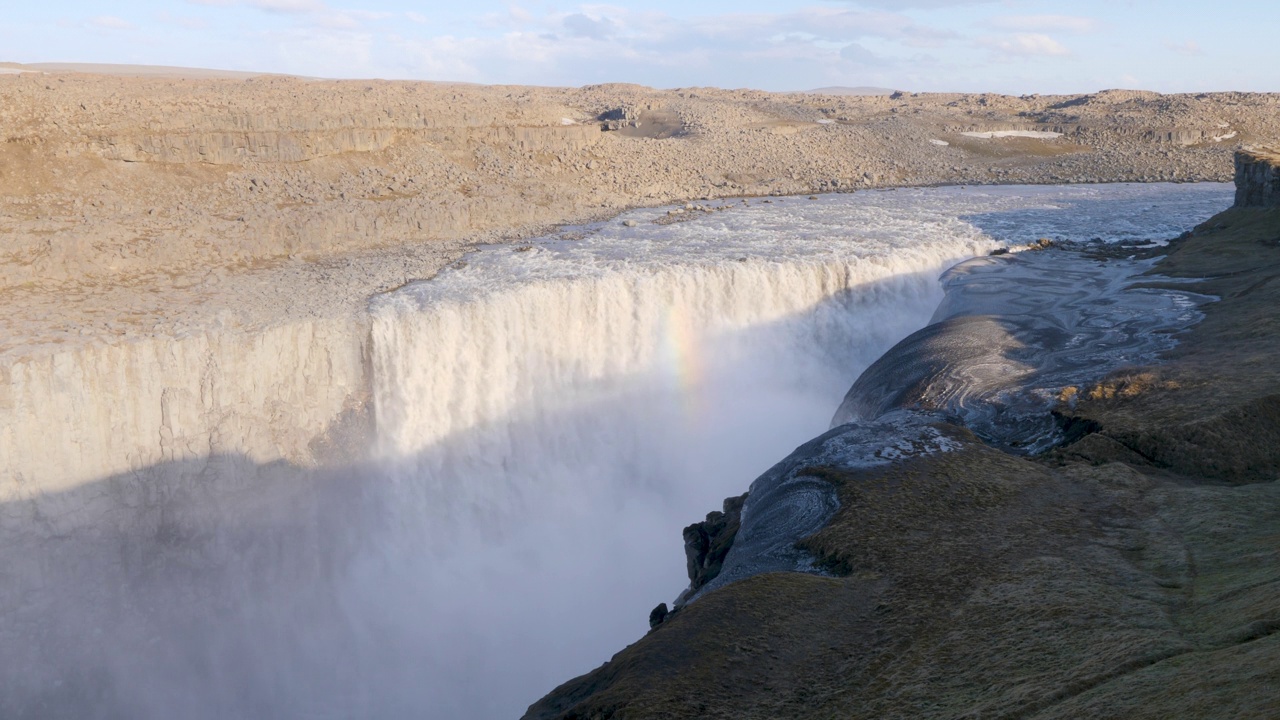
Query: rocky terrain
525 152 1280 719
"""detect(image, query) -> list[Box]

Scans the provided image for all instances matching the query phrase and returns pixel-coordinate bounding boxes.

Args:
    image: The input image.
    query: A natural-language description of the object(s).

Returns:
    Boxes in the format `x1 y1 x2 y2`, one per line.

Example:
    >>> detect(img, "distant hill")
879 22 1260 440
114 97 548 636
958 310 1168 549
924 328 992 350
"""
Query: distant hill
801 86 899 96
0 62 278 79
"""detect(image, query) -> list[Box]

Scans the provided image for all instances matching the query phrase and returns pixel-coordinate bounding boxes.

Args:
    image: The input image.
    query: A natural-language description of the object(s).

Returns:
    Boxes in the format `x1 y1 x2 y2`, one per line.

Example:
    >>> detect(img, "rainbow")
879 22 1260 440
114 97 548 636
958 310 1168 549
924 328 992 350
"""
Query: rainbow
662 299 708 424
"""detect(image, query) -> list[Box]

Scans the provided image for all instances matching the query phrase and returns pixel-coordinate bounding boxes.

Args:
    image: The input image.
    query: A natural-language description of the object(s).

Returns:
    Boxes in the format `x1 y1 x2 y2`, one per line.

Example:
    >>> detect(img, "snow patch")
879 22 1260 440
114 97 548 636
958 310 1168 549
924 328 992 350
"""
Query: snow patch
1213 131 1237 142
929 138 950 146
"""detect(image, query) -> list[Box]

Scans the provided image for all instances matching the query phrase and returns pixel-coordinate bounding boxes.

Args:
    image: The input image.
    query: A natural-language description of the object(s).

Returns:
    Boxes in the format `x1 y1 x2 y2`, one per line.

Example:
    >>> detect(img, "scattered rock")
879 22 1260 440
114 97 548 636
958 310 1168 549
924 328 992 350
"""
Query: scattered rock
680 493 748 602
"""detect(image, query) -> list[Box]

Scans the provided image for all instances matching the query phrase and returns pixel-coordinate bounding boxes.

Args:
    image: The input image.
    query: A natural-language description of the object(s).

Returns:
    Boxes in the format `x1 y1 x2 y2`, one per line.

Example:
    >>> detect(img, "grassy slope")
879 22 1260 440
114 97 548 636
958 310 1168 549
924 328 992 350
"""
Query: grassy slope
524 208 1280 720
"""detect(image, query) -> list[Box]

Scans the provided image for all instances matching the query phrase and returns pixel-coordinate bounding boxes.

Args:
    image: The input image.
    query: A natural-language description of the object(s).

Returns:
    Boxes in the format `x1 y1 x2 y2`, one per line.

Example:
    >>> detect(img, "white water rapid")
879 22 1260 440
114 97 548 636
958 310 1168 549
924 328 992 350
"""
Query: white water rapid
0 183 1234 720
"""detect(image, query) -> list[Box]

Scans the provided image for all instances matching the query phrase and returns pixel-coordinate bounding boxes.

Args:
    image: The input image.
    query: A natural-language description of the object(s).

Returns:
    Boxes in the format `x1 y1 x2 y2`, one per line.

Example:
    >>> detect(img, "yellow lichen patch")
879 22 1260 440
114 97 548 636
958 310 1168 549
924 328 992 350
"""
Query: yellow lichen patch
1084 371 1180 402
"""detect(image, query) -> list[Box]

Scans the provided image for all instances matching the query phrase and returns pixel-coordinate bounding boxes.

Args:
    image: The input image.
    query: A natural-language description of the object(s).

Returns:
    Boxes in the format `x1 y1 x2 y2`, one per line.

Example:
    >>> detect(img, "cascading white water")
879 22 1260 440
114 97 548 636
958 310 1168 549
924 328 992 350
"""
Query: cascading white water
363 234 986 718
0 183 1235 720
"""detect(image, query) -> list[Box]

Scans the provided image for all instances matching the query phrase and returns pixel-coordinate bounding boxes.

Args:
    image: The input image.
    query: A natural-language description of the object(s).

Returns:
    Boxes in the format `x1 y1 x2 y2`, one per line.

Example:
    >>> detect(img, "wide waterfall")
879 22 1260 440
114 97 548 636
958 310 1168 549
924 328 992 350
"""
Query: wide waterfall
0 183 1234 719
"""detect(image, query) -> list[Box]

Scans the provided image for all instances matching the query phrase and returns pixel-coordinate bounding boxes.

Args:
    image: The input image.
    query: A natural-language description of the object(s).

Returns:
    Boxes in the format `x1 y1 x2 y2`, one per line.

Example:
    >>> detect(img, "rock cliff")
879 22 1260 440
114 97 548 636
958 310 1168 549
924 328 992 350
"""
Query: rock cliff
0 316 370 518
1235 146 1280 207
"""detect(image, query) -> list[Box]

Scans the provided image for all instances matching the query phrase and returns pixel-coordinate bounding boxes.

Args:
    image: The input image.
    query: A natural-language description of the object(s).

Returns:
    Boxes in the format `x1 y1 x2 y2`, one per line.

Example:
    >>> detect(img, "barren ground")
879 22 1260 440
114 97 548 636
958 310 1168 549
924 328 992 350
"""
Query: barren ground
2 65 1277 358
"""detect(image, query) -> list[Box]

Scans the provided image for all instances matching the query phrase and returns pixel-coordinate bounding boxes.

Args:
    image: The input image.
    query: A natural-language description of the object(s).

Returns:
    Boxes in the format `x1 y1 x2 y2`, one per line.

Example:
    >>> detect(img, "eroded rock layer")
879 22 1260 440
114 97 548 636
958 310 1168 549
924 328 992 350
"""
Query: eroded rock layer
1235 146 1280 207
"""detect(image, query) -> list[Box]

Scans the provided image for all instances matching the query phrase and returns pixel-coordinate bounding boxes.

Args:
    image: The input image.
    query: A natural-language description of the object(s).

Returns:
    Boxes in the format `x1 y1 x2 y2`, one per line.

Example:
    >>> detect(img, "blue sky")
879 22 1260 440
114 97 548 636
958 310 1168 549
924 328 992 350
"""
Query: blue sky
3 1 1277 93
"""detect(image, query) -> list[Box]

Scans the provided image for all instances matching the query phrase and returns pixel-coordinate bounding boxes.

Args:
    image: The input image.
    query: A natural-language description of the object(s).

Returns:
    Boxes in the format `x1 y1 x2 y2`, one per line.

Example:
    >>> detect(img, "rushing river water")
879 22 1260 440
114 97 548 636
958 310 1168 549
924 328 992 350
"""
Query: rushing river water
0 183 1233 719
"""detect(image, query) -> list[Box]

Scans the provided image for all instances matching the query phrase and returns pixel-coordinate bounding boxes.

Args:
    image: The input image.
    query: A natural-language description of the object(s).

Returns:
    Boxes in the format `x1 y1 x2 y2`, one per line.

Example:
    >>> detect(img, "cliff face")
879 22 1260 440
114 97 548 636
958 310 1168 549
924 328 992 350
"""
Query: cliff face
1235 146 1280 207
0 317 370 519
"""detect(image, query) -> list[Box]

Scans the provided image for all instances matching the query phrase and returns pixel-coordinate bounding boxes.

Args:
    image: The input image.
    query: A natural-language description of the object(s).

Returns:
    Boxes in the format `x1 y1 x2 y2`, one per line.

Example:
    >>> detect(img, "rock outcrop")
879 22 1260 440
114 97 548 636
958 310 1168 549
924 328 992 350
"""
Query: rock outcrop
679 493 748 602
1234 146 1280 207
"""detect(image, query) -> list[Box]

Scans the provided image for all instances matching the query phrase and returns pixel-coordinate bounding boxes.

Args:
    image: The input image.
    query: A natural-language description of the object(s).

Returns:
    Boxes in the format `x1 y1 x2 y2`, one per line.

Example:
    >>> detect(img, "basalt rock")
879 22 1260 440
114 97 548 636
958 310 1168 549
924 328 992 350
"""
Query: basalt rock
648 602 669 629
678 492 747 603
1235 146 1280 207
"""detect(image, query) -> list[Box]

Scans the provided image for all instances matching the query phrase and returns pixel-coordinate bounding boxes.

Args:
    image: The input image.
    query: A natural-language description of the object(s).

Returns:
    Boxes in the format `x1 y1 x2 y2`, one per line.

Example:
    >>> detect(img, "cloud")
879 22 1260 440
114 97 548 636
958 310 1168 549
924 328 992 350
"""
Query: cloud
688 7 956 49
188 0 326 14
189 0 393 34
190 4 951 90
990 15 1098 34
253 0 325 11
1164 39 1202 56
980 33 1070 57
386 6 931 89
90 15 134 30
839 42 881 64
158 11 210 30
562 13 617 40
826 0 992 7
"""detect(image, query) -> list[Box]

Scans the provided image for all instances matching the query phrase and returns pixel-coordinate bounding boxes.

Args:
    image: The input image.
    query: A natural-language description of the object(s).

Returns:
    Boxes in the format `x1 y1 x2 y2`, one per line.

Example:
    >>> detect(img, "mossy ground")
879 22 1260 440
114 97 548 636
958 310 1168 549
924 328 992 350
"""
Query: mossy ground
525 208 1280 720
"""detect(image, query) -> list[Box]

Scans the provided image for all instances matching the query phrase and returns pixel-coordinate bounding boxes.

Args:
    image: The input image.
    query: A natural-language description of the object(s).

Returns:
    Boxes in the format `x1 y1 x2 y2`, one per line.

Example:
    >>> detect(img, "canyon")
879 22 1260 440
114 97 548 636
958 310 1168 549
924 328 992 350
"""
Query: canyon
1 64 1278 718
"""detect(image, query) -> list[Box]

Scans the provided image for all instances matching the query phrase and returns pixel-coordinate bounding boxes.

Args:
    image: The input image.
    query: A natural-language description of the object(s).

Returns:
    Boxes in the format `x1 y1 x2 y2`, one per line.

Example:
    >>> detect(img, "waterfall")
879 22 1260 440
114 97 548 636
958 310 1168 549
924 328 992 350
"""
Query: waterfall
356 251 970 718
0 183 1235 720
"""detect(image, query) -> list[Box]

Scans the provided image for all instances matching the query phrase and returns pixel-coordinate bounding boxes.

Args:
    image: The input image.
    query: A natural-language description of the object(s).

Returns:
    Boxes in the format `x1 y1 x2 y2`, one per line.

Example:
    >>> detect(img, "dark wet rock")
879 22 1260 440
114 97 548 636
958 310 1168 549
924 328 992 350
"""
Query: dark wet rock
832 249 1212 452
679 493 747 602
648 602 669 629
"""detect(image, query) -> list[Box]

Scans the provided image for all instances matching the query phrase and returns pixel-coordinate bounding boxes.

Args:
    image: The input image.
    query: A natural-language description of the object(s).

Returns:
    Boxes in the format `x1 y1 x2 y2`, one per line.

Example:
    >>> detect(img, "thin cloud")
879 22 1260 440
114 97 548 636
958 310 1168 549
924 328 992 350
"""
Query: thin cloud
980 33 1070 57
188 0 327 14
90 15 134 30
689 6 956 47
827 0 991 8
990 15 1098 34
562 13 617 41
840 42 882 65
158 11 210 30
1165 39 1202 56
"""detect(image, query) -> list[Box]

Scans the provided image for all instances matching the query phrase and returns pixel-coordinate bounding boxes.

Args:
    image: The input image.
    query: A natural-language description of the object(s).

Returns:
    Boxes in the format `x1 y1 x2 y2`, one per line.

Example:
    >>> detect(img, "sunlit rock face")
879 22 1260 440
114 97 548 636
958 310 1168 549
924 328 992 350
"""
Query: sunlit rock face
0 183 1231 720
1234 146 1280 207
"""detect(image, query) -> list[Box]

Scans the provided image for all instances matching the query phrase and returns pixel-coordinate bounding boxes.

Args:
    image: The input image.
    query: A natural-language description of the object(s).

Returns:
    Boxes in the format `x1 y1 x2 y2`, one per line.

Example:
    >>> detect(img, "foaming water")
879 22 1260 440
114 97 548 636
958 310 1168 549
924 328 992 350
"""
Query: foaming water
366 215 986 717
0 183 1232 720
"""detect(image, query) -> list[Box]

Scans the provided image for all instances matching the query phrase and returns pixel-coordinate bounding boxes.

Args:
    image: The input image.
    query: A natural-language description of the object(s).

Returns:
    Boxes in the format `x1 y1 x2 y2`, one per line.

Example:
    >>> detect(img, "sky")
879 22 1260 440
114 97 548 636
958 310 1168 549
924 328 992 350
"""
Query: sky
2 1 1277 94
